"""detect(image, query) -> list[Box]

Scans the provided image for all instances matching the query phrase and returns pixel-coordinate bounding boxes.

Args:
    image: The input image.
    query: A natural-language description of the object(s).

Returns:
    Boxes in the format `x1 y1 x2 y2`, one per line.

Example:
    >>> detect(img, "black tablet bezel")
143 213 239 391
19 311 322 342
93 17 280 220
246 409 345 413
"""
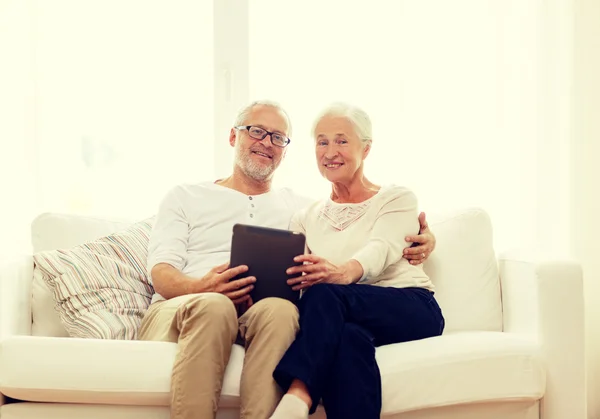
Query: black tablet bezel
229 223 306 304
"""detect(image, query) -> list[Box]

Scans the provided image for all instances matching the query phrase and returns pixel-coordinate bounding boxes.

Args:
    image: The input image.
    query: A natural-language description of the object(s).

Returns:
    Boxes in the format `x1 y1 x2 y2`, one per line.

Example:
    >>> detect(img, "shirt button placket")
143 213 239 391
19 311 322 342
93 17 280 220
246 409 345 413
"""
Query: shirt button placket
249 196 255 221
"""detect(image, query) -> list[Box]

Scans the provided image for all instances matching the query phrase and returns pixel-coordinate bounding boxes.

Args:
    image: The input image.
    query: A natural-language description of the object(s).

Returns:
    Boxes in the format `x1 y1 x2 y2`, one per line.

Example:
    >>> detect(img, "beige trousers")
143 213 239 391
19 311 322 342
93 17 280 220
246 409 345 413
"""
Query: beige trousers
138 293 299 419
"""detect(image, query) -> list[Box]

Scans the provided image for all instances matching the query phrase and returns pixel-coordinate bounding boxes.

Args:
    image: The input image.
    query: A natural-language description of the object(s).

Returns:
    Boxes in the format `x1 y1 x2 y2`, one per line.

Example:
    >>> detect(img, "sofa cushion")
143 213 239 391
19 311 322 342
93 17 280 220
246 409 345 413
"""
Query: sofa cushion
29 208 502 337
31 213 133 253
31 268 69 337
0 332 545 413
32 219 154 340
0 336 242 407
424 208 502 333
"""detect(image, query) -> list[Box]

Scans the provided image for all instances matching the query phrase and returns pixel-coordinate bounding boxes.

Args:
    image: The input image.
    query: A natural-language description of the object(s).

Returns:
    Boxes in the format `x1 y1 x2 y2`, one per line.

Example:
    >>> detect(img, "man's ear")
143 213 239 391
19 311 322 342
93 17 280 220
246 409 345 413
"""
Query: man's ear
229 128 237 147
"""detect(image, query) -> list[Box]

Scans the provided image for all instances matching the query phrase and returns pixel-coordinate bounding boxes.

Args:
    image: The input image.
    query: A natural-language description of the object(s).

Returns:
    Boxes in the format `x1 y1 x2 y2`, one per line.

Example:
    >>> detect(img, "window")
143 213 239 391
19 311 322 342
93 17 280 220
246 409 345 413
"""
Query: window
34 1 214 218
248 0 542 252
6 0 569 256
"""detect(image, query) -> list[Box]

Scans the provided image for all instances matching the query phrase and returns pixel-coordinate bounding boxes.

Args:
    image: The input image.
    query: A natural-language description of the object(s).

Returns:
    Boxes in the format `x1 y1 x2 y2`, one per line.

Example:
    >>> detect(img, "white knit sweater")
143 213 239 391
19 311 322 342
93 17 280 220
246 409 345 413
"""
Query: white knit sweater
290 185 434 291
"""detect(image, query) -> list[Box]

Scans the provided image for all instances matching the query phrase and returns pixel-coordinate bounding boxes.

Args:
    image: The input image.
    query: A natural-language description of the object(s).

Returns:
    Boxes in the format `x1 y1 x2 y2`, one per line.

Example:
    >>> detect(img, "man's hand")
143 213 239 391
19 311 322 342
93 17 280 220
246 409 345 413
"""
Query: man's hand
196 263 256 304
403 212 436 265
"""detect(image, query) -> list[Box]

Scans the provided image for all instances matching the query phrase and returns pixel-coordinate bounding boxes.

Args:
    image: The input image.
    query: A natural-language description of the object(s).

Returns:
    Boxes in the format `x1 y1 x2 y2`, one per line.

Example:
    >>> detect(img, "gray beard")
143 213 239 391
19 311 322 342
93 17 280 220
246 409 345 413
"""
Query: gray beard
234 146 275 181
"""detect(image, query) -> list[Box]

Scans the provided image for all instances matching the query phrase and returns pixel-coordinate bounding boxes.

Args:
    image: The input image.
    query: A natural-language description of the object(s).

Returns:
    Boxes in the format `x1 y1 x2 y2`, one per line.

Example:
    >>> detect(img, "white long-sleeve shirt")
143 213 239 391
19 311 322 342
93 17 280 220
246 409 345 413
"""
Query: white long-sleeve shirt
290 185 434 291
147 181 312 303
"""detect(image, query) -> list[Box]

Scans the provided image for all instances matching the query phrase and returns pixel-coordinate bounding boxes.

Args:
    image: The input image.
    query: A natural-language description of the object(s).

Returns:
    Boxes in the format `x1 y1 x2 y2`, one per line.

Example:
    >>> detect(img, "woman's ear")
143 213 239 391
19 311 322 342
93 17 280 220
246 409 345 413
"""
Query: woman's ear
363 140 372 159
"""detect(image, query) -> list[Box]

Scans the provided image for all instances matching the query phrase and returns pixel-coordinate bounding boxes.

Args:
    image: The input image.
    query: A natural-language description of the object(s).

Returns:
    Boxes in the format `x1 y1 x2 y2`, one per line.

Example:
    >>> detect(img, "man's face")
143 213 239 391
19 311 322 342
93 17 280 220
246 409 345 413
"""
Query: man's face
230 105 290 181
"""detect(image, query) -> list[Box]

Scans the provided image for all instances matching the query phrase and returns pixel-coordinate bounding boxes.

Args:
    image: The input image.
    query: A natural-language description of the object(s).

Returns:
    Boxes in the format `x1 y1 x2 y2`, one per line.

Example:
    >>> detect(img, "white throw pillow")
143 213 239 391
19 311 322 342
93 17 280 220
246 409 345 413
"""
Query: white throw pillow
32 218 154 340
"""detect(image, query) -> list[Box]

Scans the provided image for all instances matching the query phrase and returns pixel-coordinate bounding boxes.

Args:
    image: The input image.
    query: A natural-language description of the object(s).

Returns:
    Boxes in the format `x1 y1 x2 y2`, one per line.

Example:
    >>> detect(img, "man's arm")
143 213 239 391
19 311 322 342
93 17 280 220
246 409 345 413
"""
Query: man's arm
152 262 256 303
147 187 190 281
148 186 256 302
403 212 436 265
151 263 202 300
147 187 199 299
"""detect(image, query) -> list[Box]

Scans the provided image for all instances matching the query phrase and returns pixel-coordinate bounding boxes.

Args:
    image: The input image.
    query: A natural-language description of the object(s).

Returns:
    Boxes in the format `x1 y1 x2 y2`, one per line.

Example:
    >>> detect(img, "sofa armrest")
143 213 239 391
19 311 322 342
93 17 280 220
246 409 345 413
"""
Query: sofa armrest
499 250 586 419
0 254 33 338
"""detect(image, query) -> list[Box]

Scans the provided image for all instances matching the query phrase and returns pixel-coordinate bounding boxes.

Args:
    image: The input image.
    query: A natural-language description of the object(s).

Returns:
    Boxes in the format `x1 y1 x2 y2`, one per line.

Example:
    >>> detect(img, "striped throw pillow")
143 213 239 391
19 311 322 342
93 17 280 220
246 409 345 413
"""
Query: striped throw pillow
33 218 155 340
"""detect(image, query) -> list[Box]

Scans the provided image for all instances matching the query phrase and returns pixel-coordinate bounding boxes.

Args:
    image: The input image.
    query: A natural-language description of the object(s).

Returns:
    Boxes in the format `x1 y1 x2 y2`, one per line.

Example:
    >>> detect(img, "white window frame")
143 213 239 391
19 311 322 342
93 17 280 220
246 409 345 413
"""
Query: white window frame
213 0 250 180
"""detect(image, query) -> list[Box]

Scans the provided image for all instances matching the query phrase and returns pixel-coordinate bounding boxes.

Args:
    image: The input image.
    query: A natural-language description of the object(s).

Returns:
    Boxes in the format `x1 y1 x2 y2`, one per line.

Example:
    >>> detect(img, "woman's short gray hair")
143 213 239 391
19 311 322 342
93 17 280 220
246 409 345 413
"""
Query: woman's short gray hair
312 102 373 145
234 100 293 137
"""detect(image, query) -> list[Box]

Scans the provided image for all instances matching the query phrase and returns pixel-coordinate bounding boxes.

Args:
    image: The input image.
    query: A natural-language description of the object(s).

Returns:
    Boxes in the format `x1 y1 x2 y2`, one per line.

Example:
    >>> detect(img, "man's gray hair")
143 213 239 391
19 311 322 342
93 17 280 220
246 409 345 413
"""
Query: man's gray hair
312 102 373 145
234 100 293 137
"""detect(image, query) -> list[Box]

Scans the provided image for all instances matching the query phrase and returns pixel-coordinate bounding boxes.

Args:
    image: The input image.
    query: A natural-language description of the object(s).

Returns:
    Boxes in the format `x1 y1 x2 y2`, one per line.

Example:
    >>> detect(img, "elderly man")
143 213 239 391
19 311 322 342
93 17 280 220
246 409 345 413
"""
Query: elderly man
138 100 435 419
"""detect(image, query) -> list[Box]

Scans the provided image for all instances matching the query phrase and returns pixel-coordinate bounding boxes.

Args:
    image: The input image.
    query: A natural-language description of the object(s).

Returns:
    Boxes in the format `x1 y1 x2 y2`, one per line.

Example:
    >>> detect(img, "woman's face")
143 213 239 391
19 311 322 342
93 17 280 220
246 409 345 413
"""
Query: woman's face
314 115 369 184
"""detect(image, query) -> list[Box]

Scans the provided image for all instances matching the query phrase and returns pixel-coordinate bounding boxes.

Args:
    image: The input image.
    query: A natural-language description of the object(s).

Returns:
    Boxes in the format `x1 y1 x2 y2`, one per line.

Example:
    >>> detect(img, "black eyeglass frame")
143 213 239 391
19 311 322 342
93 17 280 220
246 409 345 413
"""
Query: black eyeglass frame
235 125 291 148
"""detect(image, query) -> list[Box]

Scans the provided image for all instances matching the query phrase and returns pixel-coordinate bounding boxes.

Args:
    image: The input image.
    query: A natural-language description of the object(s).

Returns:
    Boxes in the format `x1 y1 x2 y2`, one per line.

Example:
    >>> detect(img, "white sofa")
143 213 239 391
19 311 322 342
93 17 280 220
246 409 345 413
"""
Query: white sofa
0 208 586 419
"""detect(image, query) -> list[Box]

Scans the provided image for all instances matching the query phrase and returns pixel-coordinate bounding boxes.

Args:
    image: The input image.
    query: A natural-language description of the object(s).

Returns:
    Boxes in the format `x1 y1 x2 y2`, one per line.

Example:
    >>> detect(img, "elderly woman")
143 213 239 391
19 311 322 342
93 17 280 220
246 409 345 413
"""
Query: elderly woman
269 103 445 419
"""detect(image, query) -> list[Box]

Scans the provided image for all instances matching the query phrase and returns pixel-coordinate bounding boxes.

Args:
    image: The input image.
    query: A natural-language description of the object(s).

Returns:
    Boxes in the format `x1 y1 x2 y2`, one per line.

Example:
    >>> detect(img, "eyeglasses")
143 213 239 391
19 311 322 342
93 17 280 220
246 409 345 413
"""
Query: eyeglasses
235 125 291 148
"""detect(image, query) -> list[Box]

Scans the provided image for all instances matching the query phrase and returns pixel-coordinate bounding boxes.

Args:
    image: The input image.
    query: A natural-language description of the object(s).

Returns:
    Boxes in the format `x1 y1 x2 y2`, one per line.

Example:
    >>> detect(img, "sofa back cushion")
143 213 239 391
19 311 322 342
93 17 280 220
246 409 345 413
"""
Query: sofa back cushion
32 213 132 253
424 208 502 333
28 208 502 338
30 213 136 337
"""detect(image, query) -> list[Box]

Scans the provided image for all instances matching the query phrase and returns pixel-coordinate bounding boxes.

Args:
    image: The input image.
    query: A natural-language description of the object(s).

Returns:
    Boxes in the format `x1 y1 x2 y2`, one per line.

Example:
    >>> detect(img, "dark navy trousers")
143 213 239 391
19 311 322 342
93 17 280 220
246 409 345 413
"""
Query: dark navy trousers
273 283 445 419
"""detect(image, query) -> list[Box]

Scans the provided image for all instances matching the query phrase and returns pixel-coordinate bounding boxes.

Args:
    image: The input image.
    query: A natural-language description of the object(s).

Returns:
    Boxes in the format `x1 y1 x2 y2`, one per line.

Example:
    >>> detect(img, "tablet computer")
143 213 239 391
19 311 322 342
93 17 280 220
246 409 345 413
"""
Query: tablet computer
229 223 305 304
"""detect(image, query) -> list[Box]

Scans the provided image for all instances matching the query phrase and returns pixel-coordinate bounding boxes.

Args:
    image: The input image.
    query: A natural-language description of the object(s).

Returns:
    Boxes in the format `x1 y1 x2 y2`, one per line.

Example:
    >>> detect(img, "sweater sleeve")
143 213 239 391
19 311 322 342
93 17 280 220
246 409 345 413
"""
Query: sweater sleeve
350 188 419 282
147 186 189 280
289 208 306 235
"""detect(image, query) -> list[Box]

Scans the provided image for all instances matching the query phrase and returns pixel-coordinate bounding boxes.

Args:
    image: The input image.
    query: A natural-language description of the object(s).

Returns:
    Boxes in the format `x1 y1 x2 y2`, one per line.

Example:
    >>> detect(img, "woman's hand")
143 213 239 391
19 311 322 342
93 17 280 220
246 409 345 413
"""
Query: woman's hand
286 255 348 291
286 255 363 291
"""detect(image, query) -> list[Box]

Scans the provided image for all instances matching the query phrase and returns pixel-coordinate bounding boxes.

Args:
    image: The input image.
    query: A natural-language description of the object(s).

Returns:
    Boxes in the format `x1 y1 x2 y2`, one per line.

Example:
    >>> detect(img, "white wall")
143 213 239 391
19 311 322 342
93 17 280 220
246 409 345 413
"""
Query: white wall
0 0 38 257
572 0 600 417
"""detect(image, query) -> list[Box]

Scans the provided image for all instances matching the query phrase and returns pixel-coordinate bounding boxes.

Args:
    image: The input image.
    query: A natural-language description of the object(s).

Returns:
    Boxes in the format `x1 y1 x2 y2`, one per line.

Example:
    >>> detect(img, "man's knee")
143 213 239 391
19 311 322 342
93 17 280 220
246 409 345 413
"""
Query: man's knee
177 293 238 330
244 297 299 336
